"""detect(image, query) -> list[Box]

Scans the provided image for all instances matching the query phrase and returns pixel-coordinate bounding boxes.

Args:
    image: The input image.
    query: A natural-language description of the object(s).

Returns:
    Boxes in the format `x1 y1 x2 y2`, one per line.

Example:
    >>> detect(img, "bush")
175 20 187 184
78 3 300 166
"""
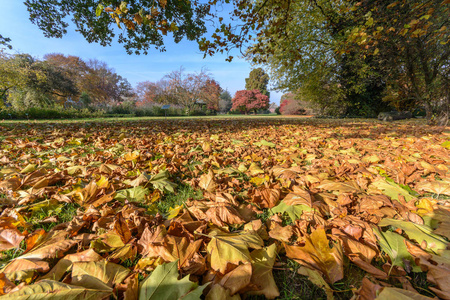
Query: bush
227 110 243 115
107 101 136 115
0 106 104 120
275 107 281 115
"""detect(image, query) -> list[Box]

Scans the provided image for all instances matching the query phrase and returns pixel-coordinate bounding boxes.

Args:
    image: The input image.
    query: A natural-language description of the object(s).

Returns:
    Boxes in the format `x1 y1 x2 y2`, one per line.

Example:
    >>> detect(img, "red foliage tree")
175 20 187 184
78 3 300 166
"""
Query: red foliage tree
231 90 269 114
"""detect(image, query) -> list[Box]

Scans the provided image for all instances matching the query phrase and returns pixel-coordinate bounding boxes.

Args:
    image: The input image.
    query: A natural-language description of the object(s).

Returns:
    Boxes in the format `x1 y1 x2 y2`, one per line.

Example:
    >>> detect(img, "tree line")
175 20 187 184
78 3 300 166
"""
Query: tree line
15 0 447 125
0 52 133 110
0 50 272 116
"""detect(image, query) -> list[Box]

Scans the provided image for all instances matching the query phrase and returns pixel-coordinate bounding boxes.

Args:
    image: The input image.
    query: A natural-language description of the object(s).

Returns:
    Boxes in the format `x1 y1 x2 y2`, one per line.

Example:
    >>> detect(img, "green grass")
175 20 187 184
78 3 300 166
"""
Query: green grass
122 255 143 268
246 258 327 300
27 202 79 231
407 272 436 298
255 209 271 223
157 184 203 215
0 114 282 124
332 262 367 299
0 240 26 269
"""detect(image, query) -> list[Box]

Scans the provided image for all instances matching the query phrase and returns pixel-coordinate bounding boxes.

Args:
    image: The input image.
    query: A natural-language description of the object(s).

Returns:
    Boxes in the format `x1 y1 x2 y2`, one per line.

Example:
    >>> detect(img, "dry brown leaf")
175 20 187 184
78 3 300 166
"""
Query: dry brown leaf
205 205 246 227
199 169 217 192
252 188 281 208
219 263 252 295
137 225 175 262
0 228 24 251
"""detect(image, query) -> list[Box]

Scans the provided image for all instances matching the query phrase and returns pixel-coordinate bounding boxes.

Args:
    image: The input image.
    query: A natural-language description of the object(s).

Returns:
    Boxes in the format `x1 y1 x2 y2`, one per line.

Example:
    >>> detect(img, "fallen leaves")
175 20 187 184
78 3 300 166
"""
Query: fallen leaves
0 118 449 299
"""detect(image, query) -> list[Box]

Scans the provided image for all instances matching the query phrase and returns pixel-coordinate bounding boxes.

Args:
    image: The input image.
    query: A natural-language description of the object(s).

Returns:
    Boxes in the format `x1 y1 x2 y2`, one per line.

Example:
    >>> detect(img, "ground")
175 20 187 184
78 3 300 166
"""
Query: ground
0 116 449 299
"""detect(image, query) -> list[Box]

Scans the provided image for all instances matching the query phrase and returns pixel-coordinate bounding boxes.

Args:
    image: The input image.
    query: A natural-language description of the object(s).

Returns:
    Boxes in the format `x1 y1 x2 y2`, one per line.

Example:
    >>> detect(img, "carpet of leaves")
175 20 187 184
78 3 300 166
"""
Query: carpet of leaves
0 118 449 300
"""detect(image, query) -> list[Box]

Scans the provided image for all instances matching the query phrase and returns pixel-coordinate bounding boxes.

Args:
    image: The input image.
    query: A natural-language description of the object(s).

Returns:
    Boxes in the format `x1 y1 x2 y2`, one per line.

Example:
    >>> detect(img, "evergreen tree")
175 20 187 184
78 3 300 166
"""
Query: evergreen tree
219 90 232 113
245 68 270 98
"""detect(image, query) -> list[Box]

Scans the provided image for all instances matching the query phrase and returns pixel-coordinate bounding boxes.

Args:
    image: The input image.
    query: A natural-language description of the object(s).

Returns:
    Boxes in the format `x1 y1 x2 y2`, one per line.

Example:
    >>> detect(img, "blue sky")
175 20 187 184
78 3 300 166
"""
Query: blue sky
1 2 283 105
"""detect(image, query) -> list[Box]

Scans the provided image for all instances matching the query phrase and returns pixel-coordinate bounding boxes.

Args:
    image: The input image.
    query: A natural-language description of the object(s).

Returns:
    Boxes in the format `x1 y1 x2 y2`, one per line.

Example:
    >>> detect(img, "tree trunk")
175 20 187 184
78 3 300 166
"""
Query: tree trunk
435 97 449 127
424 102 433 124
424 98 449 127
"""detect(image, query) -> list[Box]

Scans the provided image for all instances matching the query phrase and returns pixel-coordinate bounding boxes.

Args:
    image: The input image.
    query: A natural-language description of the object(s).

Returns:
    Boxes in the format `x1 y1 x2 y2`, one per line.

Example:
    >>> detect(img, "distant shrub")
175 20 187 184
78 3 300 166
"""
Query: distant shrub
107 101 136 115
275 107 281 115
0 106 104 120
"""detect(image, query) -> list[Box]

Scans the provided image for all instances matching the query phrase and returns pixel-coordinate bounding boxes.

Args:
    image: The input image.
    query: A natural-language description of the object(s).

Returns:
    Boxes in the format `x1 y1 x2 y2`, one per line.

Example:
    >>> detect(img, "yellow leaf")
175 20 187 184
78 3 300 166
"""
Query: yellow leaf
207 228 263 274
124 151 140 161
248 163 264 176
416 181 450 196
285 228 344 284
20 164 36 174
167 205 183 220
96 175 109 188
249 176 267 186
247 244 280 299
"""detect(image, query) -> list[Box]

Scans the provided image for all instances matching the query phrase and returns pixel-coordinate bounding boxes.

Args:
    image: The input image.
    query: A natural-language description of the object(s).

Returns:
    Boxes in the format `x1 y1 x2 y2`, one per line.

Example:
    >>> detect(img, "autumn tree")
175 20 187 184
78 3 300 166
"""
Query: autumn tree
83 59 134 104
245 68 270 98
241 0 449 123
1 53 78 109
201 79 222 111
231 90 269 114
24 0 209 55
164 68 218 114
351 0 450 125
219 90 232 113
134 79 173 106
279 93 307 115
0 52 37 106
45 54 133 105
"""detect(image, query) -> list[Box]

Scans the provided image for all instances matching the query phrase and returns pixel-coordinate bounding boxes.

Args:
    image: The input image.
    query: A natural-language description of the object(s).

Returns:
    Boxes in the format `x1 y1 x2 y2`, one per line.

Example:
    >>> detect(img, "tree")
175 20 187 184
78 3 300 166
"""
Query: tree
242 0 449 123
0 52 35 106
245 68 270 98
45 54 133 105
219 90 232 113
231 90 269 114
24 0 209 55
350 0 450 125
29 60 79 104
201 79 222 111
279 93 306 115
83 59 134 104
134 79 173 106
164 68 216 114
1 53 78 109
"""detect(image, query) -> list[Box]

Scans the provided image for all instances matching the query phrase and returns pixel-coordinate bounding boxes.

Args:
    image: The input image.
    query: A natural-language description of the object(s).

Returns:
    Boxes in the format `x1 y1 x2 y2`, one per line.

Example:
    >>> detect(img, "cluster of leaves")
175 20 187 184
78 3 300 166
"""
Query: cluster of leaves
0 118 449 299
